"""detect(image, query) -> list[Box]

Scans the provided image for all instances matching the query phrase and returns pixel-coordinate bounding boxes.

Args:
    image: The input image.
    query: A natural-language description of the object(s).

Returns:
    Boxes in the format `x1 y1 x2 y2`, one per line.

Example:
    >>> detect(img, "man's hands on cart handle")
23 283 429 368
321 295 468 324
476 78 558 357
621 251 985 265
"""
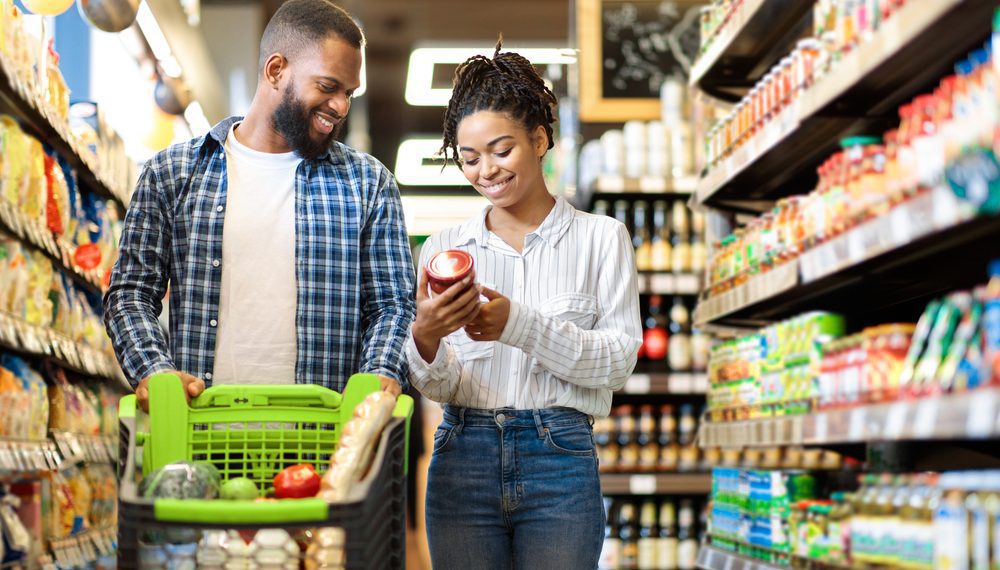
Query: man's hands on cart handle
135 370 205 413
378 375 402 397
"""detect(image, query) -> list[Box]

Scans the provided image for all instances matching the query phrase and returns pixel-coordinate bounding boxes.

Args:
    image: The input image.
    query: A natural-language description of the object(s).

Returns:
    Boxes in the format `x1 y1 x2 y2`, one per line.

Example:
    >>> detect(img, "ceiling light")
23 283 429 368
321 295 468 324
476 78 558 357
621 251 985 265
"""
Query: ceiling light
405 47 576 106
394 137 468 186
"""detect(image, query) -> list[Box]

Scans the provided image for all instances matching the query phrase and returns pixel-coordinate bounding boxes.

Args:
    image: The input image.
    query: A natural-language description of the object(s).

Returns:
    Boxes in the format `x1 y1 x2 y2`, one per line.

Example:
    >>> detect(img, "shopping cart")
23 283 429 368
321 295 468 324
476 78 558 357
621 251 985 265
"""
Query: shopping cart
116 372 413 569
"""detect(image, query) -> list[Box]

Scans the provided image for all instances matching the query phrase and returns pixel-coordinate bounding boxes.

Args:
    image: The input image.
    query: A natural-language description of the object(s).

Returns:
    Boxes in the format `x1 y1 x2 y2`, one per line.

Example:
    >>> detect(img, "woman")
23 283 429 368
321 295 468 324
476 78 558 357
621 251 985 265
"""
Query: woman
406 39 642 569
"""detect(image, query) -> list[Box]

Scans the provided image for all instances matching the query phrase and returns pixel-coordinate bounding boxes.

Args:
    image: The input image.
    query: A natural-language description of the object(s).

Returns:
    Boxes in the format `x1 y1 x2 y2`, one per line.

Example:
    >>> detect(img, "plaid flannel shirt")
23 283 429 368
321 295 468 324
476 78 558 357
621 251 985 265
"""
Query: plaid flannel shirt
104 116 416 391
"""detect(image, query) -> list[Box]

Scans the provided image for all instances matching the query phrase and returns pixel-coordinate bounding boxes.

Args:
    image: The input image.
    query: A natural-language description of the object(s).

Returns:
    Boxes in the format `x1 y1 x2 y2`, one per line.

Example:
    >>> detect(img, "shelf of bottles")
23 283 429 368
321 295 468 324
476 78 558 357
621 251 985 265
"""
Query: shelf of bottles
600 496 706 570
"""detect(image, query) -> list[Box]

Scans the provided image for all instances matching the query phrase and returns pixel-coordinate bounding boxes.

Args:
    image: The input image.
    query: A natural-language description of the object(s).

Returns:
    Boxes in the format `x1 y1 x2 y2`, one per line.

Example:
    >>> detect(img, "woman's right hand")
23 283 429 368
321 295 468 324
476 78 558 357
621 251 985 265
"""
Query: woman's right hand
411 267 483 363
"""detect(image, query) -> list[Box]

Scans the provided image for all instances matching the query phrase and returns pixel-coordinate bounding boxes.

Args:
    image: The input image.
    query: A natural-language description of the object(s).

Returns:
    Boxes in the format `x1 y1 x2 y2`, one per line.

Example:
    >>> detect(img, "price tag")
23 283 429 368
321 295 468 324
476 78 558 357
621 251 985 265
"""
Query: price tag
675 274 700 294
597 175 625 193
884 402 909 439
913 398 940 439
629 474 657 495
849 408 867 440
638 176 667 193
693 375 709 394
966 391 998 438
649 273 675 293
813 412 828 442
624 374 650 394
670 374 694 394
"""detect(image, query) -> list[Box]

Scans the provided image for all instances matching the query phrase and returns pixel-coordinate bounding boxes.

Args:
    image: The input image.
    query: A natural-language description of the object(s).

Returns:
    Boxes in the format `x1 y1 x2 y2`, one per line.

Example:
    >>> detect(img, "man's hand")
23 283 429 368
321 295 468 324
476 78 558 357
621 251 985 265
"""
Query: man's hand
464 286 510 342
411 268 482 362
135 370 205 413
378 375 402 397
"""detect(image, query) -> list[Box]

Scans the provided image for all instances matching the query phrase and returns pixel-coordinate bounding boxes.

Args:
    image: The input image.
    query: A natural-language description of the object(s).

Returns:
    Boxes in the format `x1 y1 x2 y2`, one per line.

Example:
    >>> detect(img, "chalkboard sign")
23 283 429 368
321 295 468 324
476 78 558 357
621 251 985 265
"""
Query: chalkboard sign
579 0 701 122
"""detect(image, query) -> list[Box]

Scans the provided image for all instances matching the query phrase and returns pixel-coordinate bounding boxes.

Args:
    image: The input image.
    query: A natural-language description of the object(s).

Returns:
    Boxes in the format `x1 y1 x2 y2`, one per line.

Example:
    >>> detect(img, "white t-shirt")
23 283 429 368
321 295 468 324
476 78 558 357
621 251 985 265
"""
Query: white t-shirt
212 123 302 385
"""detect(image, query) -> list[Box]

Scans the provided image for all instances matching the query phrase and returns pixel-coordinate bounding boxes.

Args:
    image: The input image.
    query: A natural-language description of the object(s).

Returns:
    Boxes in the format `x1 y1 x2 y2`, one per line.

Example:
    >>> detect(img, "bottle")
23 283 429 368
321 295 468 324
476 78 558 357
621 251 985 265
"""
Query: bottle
677 404 697 447
671 202 691 273
637 500 659 570
657 500 678 570
617 406 639 472
657 405 679 472
594 415 618 471
651 201 673 272
599 498 621 569
690 229 706 274
614 200 632 237
593 199 611 219
637 405 659 473
619 502 640 570
677 500 698 569
633 200 653 271
691 329 711 372
668 297 692 372
643 295 669 361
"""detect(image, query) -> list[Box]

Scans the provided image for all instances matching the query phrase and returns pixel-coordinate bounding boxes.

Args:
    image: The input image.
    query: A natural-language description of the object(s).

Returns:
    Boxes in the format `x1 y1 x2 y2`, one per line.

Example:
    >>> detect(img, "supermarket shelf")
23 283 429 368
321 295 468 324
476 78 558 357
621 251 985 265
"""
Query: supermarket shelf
0 311 127 389
0 197 104 293
0 433 115 474
50 525 117 568
689 0 813 99
698 544 783 570
694 188 1000 328
621 372 709 395
0 54 128 207
638 272 703 296
694 0 995 210
600 472 712 495
699 387 1000 449
575 175 696 212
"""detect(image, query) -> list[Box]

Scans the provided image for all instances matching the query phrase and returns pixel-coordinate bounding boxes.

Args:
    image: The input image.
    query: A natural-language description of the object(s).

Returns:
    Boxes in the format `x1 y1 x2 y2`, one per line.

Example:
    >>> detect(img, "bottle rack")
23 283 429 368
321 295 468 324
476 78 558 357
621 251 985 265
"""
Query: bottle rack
689 0 1000 568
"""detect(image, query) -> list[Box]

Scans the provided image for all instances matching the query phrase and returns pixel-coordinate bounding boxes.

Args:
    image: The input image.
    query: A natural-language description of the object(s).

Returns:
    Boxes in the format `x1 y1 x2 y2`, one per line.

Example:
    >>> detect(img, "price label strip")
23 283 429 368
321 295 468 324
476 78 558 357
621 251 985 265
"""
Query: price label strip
629 474 657 495
884 402 909 439
913 398 940 439
849 408 867 441
966 391 998 438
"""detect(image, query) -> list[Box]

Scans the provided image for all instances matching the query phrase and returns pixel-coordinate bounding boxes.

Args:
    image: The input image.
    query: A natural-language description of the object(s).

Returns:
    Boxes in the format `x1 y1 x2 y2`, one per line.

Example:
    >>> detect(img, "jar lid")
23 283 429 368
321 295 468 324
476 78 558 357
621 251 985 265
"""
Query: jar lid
427 250 474 281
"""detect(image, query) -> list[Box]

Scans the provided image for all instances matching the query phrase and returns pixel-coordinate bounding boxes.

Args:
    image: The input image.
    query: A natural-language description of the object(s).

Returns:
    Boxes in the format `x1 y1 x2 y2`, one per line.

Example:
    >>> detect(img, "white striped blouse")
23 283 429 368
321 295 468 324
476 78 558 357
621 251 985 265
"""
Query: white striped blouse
405 196 642 418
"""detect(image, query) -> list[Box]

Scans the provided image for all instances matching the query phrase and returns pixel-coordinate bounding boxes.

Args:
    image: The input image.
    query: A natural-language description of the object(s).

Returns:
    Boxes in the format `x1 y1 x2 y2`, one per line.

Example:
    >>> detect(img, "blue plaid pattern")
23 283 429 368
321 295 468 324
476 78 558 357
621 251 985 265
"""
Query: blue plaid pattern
104 116 416 391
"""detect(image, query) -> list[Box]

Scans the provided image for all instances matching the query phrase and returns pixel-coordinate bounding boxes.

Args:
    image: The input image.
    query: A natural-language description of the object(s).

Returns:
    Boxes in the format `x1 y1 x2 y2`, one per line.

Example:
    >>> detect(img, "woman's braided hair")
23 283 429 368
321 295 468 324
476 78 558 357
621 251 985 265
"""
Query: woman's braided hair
440 36 558 167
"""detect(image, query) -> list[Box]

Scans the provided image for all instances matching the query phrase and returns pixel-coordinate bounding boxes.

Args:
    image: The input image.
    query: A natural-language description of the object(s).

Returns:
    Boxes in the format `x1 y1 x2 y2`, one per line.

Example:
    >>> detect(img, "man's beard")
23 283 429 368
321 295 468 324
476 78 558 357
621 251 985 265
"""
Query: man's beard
271 84 343 160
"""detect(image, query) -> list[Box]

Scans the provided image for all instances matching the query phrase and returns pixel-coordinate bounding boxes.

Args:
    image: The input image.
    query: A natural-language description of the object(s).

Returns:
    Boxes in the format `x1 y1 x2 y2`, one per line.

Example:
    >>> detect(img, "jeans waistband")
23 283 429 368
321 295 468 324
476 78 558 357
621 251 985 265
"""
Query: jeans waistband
442 405 592 432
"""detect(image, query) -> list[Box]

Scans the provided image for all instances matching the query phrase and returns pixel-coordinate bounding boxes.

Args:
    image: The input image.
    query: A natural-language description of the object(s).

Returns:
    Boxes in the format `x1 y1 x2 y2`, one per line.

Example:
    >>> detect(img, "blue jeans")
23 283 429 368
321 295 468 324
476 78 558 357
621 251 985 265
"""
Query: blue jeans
426 405 605 570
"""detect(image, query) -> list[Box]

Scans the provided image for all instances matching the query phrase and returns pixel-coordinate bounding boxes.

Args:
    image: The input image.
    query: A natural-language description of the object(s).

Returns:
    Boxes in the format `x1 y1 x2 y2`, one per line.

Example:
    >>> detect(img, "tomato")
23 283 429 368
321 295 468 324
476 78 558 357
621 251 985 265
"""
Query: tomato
273 464 321 499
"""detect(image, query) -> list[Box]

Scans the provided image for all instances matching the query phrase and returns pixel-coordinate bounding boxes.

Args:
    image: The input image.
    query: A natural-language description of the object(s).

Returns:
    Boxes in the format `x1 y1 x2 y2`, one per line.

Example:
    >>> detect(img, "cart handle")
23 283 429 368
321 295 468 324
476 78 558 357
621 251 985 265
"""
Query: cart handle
153 497 330 524
188 382 342 409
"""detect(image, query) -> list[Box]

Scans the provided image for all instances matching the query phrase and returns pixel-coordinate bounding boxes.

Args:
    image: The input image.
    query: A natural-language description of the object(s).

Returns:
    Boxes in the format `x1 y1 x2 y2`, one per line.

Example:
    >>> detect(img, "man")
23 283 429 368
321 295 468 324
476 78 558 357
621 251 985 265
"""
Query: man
104 0 415 410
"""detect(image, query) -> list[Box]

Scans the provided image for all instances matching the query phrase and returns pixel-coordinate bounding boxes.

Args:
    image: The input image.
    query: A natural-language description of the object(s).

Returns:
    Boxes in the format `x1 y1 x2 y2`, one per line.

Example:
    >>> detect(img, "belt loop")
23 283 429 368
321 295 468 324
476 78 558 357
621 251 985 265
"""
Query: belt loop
456 406 466 434
532 409 545 438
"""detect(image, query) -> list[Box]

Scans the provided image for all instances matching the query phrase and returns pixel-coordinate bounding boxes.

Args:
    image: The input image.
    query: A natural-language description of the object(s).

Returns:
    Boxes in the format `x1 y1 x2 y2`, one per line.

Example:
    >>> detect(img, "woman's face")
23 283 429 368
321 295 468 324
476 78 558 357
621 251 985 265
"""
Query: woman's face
455 110 548 208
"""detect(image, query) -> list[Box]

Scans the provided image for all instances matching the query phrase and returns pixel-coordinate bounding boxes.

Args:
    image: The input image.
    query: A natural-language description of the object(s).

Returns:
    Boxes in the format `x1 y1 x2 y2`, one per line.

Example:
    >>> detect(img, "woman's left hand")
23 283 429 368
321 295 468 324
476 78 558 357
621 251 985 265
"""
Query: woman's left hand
464 286 510 341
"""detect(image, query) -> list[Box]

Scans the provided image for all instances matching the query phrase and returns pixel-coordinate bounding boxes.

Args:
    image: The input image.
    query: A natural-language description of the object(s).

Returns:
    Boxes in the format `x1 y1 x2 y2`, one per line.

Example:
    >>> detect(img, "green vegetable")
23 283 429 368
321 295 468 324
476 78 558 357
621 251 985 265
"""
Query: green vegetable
221 477 260 500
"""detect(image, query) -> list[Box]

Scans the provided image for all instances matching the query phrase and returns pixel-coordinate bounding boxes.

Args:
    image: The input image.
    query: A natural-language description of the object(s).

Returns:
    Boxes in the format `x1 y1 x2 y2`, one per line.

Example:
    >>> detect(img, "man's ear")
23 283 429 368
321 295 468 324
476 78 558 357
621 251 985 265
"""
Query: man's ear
262 53 287 89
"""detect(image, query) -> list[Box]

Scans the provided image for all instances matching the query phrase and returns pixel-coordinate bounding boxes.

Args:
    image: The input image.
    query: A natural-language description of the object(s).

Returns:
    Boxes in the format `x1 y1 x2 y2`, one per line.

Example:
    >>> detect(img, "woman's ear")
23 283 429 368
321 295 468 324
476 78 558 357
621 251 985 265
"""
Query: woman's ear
532 124 548 158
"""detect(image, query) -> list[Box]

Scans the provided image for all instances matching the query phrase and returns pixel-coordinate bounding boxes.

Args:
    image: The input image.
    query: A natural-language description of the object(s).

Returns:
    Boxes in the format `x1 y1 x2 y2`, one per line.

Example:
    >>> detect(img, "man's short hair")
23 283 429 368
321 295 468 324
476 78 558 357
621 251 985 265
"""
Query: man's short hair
258 0 364 72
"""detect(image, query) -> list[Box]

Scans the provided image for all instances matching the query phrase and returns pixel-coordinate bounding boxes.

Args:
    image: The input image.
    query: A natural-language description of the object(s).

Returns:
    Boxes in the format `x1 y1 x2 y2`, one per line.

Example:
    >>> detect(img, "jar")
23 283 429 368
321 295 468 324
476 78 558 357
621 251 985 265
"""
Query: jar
426 250 474 294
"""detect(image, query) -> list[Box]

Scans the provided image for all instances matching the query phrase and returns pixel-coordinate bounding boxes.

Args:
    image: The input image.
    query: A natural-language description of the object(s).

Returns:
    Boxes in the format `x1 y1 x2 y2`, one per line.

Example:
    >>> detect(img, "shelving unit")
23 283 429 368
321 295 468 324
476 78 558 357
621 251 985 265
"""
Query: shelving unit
693 0 996 211
701 387 1000 449
690 0 813 101
690 1 1000 568
574 175 696 213
599 472 712 495
0 433 116 475
0 53 129 207
698 545 783 570
694 188 999 328
0 311 125 388
620 371 708 395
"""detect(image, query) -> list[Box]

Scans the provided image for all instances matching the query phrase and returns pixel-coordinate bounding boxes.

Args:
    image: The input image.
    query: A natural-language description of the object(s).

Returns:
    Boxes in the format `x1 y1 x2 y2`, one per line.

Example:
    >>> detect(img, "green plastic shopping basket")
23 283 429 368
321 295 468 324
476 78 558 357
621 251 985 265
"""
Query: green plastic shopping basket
116 372 413 569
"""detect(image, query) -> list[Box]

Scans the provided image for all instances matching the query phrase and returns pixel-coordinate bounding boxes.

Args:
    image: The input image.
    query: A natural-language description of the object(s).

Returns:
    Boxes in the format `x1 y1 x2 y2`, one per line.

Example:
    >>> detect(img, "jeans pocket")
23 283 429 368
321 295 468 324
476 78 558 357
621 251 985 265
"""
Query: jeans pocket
542 423 595 457
433 426 457 453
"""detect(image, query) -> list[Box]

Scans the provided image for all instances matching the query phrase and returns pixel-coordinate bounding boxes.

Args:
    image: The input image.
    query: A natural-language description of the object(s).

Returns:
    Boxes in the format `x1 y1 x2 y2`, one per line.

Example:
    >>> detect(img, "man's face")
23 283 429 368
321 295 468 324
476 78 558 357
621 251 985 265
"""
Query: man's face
272 36 362 160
